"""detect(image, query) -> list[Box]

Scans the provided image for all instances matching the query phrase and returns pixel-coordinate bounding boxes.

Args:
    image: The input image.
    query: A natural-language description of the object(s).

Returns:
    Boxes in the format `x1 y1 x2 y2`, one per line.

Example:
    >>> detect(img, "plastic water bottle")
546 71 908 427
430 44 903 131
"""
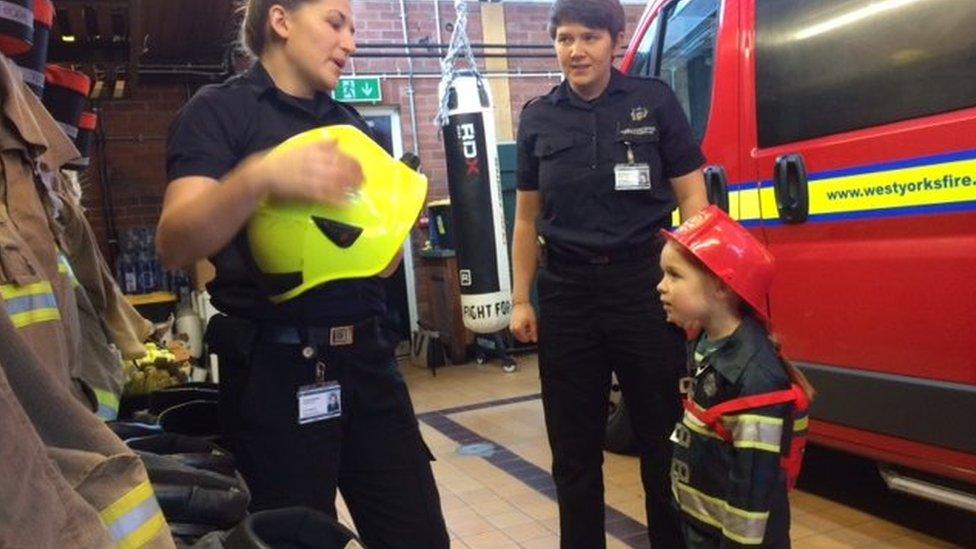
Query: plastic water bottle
117 253 139 294
137 251 157 293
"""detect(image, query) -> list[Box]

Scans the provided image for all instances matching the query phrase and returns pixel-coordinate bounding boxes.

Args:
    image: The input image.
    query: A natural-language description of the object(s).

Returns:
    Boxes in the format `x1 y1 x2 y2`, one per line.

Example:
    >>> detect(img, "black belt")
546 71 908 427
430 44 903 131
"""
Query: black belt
255 316 380 347
545 241 660 265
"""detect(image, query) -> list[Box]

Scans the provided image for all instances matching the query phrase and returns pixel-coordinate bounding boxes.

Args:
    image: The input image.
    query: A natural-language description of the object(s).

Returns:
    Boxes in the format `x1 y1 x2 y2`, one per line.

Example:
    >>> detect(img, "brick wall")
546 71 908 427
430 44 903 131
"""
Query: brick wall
81 84 190 260
81 0 646 262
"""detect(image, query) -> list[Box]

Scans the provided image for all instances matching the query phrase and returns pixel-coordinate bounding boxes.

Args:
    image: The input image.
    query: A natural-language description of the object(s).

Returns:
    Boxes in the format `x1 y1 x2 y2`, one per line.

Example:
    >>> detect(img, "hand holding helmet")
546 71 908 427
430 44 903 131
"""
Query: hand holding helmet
256 137 364 206
247 125 428 302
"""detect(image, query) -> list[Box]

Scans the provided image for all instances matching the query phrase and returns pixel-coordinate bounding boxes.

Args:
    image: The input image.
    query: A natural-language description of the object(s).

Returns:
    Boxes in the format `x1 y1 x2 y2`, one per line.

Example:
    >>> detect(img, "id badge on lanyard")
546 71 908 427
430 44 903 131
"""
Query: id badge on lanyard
297 357 342 425
614 141 651 191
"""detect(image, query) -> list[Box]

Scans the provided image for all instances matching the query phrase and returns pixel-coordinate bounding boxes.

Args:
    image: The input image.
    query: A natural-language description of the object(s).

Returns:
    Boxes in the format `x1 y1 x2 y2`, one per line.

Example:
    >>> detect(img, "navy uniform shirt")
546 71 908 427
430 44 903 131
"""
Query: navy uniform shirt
166 62 386 325
516 68 705 259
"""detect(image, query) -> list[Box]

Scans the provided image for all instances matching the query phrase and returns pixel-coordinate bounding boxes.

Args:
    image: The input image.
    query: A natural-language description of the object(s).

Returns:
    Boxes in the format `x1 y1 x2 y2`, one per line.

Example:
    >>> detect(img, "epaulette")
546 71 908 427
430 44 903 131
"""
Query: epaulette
521 95 545 112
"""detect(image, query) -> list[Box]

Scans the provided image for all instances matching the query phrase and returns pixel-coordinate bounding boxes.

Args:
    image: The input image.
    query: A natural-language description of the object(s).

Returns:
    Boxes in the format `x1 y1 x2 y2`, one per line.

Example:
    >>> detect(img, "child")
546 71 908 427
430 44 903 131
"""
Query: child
657 205 814 548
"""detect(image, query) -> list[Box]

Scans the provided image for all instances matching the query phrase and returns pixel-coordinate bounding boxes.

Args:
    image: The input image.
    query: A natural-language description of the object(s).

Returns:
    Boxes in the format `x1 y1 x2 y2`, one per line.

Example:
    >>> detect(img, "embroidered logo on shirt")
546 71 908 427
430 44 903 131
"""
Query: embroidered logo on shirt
618 125 657 138
630 106 649 122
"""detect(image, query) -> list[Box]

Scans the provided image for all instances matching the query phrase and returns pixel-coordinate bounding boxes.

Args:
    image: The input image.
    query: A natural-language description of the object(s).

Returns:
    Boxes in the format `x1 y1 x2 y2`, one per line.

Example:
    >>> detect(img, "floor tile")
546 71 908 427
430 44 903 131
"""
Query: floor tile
504 521 552 543
461 530 520 549
400 355 965 549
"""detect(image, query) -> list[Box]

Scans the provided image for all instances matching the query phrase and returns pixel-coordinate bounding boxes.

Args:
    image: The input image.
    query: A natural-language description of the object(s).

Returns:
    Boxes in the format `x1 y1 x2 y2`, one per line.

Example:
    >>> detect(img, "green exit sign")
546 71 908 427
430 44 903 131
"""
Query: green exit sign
333 77 382 103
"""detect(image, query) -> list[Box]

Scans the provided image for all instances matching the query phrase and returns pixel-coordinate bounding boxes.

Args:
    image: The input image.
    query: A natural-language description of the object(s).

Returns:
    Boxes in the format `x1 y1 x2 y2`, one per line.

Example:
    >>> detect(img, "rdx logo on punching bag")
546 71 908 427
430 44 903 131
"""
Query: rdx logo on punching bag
458 123 480 176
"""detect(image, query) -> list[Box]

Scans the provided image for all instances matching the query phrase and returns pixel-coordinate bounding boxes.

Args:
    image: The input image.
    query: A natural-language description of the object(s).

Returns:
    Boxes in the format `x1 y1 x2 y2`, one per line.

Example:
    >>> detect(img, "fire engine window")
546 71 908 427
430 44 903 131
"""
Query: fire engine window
658 0 720 142
756 0 976 148
629 13 662 78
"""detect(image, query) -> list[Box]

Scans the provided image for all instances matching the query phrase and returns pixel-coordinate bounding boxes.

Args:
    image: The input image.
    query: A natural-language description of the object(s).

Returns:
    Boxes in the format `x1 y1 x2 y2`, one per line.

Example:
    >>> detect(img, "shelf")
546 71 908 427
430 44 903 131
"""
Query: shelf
125 291 177 306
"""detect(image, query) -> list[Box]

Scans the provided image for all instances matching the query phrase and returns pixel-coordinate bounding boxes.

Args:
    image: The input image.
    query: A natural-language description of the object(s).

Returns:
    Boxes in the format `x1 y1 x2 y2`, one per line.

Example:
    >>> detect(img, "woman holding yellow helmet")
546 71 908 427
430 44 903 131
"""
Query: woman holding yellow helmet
156 1 449 546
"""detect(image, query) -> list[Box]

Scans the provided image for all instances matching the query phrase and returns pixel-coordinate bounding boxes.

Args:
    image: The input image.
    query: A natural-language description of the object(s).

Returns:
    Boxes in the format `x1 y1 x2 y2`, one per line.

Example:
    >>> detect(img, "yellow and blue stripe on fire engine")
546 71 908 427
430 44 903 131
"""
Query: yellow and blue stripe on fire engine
670 148 976 226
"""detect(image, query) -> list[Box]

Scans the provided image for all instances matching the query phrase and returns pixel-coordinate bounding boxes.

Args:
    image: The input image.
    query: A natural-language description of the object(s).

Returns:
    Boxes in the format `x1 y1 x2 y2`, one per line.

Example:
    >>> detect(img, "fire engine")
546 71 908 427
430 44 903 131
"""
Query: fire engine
609 0 976 511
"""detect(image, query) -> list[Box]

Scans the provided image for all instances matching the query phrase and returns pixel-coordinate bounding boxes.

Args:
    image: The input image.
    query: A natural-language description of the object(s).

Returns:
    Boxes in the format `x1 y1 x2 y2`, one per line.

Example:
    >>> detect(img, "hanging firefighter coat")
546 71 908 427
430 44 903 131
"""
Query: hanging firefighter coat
62 253 126 421
1 54 147 419
0 360 114 548
671 317 807 547
0 53 82 390
0 297 174 548
0 54 174 547
57 193 154 360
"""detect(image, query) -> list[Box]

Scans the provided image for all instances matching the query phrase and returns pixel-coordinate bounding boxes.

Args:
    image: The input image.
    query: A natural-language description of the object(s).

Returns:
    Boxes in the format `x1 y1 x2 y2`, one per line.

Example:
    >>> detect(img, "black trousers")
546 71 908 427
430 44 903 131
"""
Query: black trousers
207 315 449 549
537 254 686 549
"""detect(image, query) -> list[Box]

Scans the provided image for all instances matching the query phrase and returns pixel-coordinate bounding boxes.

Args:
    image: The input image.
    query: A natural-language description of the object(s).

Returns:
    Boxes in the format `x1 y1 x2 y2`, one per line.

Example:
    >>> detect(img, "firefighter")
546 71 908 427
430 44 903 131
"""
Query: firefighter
509 0 708 546
657 205 814 547
156 1 449 547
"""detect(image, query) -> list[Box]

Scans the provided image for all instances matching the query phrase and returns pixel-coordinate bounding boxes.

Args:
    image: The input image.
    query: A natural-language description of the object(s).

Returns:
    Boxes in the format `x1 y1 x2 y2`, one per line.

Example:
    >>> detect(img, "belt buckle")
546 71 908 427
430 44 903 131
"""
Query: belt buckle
329 325 354 347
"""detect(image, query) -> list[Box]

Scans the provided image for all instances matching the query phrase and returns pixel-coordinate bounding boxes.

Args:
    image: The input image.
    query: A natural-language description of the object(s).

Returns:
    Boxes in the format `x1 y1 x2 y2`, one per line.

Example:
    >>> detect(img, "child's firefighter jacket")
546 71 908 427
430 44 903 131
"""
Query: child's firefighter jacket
670 317 808 548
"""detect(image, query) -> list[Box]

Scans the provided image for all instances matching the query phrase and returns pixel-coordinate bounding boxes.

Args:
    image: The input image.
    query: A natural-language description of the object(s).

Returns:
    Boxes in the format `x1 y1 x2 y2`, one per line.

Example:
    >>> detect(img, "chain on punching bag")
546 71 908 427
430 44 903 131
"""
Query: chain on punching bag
436 1 512 334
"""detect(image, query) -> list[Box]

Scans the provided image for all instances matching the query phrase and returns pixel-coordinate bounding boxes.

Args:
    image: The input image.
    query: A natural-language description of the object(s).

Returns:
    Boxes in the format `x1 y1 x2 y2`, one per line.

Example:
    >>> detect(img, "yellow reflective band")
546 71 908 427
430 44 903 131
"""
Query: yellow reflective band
667 181 749 227
1 281 61 328
100 481 166 549
736 154 976 222
728 188 743 220
672 154 975 228
673 481 769 545
9 307 61 328
737 186 761 222
100 480 154 524
798 159 973 217
93 387 120 421
118 512 166 549
725 414 783 453
794 415 809 432
682 411 724 441
683 410 784 452
57 253 81 288
0 280 54 299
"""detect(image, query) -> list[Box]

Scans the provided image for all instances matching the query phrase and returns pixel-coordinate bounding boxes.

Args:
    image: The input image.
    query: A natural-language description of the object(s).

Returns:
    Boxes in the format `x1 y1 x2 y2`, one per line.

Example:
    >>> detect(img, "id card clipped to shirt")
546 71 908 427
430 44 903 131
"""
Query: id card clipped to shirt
614 141 651 191
298 360 342 425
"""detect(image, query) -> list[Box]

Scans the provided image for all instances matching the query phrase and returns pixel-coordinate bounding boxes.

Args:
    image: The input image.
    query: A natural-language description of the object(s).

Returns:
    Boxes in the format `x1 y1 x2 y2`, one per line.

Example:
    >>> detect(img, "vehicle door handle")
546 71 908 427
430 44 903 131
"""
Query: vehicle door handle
773 153 809 224
704 165 729 213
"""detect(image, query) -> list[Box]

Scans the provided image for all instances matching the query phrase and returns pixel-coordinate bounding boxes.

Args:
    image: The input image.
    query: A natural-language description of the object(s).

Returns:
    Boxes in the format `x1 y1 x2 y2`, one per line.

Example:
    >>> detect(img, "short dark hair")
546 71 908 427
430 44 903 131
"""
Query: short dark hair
548 0 626 40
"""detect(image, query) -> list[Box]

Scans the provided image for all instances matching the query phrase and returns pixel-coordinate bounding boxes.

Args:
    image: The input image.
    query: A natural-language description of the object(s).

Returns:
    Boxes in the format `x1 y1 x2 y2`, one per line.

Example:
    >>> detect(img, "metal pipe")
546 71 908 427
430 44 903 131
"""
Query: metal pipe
138 69 227 78
434 0 442 45
140 68 561 82
879 466 976 514
92 105 120 265
354 52 555 59
345 70 562 80
138 63 227 71
357 42 554 50
103 134 168 142
398 0 420 156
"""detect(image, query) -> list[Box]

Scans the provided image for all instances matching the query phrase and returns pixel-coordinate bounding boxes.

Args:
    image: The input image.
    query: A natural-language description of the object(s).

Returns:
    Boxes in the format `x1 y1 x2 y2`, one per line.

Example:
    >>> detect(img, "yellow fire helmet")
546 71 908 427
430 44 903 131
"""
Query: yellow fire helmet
246 125 428 303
